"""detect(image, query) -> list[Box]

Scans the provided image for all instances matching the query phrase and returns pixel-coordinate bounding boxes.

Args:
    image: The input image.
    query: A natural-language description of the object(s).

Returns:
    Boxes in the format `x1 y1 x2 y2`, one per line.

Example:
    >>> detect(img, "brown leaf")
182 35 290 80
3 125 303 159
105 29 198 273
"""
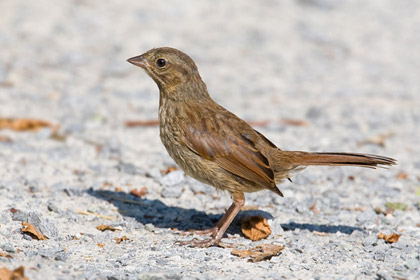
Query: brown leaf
97 243 104 248
160 166 178 175
309 202 320 214
246 120 270 127
114 236 130 244
0 252 12 258
21 222 47 240
115 187 123 192
358 132 395 147
231 244 285 262
0 118 55 132
280 119 308 126
0 266 29 280
130 187 148 198
396 172 408 180
96 225 120 232
241 216 272 241
313 230 329 236
378 233 401 244
0 135 12 142
125 120 159 127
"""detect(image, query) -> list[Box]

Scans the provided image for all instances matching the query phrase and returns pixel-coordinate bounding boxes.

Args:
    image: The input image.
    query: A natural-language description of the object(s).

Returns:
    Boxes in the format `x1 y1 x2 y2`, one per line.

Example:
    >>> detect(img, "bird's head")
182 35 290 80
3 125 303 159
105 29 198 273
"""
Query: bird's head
127 47 205 95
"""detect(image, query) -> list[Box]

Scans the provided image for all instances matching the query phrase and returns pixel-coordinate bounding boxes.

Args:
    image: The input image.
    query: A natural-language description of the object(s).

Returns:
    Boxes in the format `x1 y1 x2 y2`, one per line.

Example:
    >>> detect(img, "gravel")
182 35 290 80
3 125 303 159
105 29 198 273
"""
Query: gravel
1 0 419 279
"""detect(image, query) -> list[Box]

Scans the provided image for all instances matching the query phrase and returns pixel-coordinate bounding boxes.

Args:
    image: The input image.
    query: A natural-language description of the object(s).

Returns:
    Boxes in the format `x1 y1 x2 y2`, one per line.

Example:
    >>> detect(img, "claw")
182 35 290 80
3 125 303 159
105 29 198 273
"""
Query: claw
174 227 218 237
175 237 220 248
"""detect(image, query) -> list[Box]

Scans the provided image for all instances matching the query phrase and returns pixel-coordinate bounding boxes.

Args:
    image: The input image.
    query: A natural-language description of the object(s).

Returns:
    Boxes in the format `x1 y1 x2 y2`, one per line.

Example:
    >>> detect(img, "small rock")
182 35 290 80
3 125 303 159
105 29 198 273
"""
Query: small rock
160 170 184 186
289 263 300 271
28 211 59 238
47 202 60 213
356 209 377 223
145 223 155 232
376 270 393 280
405 259 420 270
306 106 323 119
116 162 138 175
161 184 184 198
11 210 28 222
116 253 134 266
267 219 284 236
23 234 33 241
55 251 69 261
39 248 58 259
362 235 377 247
374 251 386 261
1 243 15 253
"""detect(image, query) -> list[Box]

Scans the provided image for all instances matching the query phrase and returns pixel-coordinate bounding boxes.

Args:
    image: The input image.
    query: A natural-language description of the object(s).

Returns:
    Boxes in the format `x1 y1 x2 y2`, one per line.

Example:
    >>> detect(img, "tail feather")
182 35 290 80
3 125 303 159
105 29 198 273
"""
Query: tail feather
289 152 396 169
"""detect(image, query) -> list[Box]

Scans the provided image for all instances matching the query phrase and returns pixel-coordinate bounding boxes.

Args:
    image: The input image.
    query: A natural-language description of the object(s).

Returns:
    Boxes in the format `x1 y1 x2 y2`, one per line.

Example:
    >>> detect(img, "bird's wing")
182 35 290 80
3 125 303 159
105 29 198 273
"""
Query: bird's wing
183 108 277 190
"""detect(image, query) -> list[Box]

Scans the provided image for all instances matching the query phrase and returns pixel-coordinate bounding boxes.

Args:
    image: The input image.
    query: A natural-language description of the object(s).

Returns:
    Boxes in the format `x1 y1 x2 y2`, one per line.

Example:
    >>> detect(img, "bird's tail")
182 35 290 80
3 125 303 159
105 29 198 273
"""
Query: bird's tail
285 152 396 169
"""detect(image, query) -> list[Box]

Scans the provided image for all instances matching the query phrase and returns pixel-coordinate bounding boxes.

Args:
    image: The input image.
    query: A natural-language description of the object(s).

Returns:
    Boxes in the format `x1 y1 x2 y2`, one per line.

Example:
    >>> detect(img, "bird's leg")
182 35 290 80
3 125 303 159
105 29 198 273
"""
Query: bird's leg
177 199 238 237
176 192 245 248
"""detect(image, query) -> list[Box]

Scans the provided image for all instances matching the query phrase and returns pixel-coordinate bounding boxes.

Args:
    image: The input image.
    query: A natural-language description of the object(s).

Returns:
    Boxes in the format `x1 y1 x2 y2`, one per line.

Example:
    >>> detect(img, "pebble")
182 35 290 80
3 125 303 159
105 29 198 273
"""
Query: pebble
1 243 15 253
161 184 184 198
356 209 377 223
145 223 155 232
160 170 185 186
115 162 138 175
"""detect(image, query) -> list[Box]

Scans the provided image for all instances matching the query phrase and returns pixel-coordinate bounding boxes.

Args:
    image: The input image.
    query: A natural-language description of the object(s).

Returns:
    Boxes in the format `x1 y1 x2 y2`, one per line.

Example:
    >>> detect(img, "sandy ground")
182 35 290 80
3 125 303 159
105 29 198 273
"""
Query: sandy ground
1 0 419 279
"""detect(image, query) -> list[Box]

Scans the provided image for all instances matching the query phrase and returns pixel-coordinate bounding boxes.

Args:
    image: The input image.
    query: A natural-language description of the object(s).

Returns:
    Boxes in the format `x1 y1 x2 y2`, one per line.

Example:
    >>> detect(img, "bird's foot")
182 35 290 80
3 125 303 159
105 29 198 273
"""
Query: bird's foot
174 227 218 237
175 237 221 248
174 227 223 247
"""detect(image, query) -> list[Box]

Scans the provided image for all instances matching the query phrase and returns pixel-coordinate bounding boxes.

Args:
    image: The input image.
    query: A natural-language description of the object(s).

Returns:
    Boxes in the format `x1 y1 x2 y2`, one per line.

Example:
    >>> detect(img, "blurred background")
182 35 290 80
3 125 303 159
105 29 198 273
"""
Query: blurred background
0 0 419 278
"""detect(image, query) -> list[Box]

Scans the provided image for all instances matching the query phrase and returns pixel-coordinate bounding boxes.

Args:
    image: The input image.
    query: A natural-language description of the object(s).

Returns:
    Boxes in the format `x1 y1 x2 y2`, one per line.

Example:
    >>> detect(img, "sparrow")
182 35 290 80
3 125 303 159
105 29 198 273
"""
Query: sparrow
127 47 396 247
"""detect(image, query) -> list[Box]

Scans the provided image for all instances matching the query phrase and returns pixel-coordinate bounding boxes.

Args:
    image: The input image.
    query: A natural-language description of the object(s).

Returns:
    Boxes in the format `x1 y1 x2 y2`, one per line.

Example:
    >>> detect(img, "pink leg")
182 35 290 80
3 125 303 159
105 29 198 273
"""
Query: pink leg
176 192 245 248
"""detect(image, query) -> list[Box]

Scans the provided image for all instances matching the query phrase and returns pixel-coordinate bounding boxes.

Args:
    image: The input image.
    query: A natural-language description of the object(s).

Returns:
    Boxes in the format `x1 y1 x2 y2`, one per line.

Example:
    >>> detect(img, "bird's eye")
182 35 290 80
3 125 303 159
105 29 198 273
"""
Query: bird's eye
156 58 166 68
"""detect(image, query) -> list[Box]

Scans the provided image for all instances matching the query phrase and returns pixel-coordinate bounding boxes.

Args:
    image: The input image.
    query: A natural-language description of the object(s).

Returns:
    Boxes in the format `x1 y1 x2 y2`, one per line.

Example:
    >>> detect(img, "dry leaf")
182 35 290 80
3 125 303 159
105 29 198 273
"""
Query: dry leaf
378 233 401 244
114 236 130 244
96 225 120 232
21 222 47 240
231 244 285 262
97 243 104 248
160 166 178 175
358 132 395 147
115 187 123 192
0 266 29 280
241 216 272 241
309 202 320 214
130 187 148 198
0 252 12 258
125 120 159 127
280 119 308 126
312 230 329 236
0 118 54 132
396 172 408 180
0 135 12 142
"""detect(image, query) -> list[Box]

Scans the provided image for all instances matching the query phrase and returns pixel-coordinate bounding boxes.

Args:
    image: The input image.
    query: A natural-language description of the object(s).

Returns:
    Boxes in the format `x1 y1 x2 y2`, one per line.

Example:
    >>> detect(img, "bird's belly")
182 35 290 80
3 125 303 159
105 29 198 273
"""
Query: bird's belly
159 128 263 193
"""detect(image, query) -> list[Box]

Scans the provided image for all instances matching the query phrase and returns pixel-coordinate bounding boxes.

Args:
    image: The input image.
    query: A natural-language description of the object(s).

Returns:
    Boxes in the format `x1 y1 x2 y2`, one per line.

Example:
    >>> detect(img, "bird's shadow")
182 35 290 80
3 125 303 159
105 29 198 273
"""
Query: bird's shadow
87 189 361 236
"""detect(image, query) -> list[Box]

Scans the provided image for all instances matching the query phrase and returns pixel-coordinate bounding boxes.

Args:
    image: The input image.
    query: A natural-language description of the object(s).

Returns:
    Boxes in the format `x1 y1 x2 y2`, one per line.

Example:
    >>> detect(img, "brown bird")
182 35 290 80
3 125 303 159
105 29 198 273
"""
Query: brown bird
127 47 396 248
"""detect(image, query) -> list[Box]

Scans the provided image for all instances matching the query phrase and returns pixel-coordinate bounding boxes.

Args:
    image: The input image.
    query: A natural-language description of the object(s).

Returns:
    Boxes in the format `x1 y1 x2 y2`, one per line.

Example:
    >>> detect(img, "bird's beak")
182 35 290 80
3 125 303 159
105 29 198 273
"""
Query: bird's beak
127 55 149 69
